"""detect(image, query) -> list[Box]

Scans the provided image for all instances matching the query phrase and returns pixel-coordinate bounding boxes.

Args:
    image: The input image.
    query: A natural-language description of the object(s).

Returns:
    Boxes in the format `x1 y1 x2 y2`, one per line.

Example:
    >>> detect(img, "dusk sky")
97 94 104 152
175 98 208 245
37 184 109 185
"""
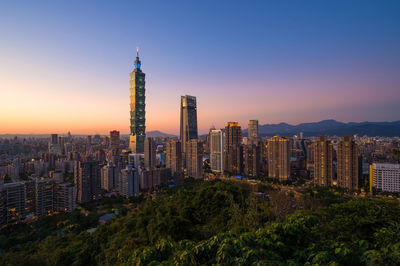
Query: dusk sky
1 0 399 135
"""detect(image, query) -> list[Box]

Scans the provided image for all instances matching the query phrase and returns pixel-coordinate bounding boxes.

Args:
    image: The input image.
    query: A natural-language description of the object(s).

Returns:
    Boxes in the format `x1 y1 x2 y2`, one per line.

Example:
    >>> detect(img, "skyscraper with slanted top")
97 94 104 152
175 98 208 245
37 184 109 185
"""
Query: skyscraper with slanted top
129 48 146 153
180 95 198 154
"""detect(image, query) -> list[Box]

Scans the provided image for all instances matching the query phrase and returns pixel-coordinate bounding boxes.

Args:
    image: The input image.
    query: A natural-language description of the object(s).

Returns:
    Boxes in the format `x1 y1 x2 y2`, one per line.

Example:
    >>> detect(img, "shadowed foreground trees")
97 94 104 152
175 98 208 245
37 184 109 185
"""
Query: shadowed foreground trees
1 179 400 265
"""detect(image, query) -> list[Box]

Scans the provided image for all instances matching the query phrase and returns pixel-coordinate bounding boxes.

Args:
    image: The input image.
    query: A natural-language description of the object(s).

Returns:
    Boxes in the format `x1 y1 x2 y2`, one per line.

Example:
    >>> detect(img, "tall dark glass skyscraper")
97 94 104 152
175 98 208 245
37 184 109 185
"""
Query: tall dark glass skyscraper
129 48 146 153
180 95 198 153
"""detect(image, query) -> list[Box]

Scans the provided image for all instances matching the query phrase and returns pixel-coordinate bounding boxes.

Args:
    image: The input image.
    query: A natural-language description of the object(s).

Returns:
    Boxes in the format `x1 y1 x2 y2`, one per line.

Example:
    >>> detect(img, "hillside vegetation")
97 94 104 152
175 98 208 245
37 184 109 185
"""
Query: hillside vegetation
1 179 400 265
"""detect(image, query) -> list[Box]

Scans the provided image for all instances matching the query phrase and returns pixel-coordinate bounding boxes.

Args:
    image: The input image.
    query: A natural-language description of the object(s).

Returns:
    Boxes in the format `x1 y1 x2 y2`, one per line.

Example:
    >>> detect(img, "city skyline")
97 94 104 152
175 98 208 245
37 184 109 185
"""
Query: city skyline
1 1 400 135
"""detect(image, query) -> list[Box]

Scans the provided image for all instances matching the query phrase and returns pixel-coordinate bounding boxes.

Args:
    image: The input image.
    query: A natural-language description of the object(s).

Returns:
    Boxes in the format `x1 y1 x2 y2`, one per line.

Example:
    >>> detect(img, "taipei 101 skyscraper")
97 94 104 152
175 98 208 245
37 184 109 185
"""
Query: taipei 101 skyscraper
129 48 146 153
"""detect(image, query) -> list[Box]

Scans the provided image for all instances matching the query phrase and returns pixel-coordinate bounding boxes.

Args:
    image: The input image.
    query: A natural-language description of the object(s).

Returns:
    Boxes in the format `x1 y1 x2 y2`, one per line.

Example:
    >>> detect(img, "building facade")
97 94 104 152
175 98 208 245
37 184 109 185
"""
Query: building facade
180 95 198 154
337 136 359 190
144 137 157 169
185 139 203 179
119 166 139 197
101 162 119 191
75 161 102 203
369 163 400 193
166 139 183 179
248 120 259 140
243 143 261 177
313 136 333 186
110 130 120 150
224 122 242 173
210 129 224 172
267 136 291 180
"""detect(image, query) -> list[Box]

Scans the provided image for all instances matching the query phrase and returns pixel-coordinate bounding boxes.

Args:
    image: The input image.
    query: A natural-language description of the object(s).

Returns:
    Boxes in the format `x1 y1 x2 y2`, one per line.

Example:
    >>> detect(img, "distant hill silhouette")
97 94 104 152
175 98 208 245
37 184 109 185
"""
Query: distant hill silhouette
146 130 177 138
243 119 400 137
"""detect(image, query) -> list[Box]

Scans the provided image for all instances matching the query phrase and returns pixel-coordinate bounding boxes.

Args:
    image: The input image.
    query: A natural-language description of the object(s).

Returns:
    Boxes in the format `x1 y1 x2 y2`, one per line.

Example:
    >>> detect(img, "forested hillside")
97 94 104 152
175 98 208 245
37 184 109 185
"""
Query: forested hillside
1 179 399 265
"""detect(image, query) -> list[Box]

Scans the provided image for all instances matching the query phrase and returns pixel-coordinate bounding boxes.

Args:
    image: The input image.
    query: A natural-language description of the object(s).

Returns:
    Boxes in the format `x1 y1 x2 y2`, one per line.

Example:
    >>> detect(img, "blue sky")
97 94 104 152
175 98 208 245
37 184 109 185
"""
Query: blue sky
1 0 399 134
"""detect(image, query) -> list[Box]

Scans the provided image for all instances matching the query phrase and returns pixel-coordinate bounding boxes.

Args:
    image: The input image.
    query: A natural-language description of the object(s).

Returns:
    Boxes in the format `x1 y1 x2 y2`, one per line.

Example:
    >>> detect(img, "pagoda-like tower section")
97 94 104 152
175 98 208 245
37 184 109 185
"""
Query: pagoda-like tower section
129 48 146 153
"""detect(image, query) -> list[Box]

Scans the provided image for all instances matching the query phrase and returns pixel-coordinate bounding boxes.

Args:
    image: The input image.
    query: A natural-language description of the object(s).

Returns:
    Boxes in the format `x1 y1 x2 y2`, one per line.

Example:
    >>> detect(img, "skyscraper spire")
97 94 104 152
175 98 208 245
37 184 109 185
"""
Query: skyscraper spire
134 47 141 70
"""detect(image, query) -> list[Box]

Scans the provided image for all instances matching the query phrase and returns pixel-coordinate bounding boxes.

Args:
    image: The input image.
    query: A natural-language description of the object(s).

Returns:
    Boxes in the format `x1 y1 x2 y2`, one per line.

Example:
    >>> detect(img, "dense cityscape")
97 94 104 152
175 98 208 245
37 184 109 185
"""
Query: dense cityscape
1 49 400 264
1 1 400 265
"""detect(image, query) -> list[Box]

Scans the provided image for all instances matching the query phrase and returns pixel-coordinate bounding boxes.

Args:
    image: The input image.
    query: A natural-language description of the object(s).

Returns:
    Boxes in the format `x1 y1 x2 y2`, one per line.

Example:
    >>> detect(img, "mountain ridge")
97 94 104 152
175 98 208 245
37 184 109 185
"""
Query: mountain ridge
243 119 400 137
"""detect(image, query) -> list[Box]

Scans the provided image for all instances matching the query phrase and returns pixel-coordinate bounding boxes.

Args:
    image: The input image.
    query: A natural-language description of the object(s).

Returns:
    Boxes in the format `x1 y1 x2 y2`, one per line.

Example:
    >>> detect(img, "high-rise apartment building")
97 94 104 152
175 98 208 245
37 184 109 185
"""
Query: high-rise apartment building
35 179 55 217
185 139 203 179
337 136 358 190
144 137 157 169
110 130 120 149
180 95 198 154
267 136 291 180
3 182 25 224
74 161 102 203
369 163 400 193
313 136 333 186
243 143 261 177
56 182 76 213
0 179 76 227
101 162 119 191
210 129 224 172
224 122 242 173
248 120 259 140
119 166 139 197
166 139 183 179
129 49 146 153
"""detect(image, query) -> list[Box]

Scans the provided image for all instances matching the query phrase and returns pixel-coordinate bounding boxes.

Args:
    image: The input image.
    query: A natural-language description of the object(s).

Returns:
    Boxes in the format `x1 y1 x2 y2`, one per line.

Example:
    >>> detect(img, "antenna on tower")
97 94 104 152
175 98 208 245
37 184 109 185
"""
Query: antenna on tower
136 47 139 57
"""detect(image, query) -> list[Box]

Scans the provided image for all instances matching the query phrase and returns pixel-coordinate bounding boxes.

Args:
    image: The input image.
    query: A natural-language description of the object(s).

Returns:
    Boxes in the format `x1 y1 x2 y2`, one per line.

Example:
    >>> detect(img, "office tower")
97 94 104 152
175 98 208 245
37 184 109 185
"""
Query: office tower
166 139 183 178
180 95 198 153
224 122 242 173
248 120 259 140
75 161 102 203
129 48 146 153
101 162 119 191
144 137 157 169
313 136 333 186
243 143 261 177
337 136 359 190
267 136 291 180
56 182 76 212
35 179 55 217
185 139 203 178
119 166 139 197
210 129 224 172
51 134 58 144
110 130 120 149
369 163 400 193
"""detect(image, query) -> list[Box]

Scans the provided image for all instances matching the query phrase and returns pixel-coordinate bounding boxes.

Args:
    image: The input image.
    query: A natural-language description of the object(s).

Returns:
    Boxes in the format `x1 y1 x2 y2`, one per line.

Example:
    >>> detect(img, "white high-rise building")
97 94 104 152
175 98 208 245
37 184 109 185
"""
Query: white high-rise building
370 163 400 193
210 129 224 172
101 162 119 191
119 166 139 197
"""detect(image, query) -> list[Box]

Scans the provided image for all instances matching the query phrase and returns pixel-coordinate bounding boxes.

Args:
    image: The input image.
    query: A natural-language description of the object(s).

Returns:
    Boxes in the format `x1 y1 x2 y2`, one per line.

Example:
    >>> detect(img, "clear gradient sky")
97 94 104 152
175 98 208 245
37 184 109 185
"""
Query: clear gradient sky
1 0 399 135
